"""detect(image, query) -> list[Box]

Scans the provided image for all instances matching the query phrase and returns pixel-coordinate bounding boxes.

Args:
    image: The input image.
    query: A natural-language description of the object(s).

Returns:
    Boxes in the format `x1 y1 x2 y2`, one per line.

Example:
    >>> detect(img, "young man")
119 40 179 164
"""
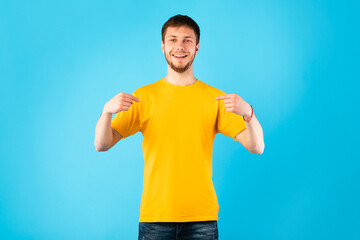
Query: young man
94 15 265 240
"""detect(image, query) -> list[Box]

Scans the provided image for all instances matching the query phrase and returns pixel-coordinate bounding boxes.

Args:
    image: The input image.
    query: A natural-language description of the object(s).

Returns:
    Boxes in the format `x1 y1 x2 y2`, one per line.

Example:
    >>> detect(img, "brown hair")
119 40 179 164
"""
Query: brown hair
162 14 200 45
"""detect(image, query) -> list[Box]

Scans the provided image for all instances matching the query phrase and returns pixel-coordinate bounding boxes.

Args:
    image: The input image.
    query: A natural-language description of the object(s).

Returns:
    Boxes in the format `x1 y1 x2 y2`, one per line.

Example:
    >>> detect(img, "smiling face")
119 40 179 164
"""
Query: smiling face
161 26 199 73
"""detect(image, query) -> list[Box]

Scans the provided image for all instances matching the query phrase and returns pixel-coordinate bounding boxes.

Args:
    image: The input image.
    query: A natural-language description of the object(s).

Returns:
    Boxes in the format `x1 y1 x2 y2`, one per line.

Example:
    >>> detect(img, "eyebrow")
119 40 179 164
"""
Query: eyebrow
167 35 194 39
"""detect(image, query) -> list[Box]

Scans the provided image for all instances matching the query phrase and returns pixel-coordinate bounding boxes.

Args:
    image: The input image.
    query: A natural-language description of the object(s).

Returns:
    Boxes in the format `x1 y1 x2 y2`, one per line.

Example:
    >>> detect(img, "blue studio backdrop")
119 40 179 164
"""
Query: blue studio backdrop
1 0 359 239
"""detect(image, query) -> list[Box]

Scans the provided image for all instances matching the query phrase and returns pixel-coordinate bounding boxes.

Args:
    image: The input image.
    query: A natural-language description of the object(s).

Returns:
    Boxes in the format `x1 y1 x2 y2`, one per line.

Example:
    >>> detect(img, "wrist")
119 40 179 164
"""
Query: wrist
102 106 112 115
243 105 253 122
102 111 112 116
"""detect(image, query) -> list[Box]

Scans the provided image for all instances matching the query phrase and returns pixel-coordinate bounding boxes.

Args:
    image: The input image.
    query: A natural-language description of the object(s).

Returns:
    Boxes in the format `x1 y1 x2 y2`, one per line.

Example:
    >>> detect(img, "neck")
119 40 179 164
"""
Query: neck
164 65 197 86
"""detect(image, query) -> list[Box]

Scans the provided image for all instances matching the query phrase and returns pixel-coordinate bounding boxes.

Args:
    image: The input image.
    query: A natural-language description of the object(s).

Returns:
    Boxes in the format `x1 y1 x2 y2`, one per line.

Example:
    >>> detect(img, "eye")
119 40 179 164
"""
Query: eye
169 39 175 42
186 40 191 42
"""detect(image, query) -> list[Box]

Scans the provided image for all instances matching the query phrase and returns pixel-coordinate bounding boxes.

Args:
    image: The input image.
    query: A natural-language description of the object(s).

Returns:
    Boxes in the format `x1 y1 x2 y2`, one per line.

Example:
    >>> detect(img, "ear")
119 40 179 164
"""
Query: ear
195 43 199 55
161 41 165 54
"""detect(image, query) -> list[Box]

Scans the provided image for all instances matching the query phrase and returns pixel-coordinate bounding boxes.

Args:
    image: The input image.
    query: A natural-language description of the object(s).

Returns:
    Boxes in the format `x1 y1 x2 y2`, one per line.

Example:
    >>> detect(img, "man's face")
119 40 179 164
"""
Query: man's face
161 26 199 73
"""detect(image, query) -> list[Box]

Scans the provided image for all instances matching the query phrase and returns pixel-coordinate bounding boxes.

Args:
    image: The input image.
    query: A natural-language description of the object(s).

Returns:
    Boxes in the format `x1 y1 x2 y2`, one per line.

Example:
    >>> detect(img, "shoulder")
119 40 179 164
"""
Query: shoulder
197 80 227 96
131 79 162 104
132 80 159 96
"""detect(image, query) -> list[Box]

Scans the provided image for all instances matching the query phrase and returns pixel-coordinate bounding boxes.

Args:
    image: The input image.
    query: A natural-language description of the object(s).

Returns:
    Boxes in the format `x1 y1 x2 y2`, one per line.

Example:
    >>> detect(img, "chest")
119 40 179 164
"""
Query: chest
144 90 219 133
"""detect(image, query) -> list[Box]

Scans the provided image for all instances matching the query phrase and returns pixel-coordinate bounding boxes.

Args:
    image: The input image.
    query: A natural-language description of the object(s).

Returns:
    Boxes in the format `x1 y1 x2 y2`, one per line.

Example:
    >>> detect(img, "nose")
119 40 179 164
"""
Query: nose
175 41 186 51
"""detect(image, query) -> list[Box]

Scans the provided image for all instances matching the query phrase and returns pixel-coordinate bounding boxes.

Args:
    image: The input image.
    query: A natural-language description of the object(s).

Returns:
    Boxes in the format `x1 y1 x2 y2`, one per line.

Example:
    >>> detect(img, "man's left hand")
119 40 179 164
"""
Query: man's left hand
215 94 252 118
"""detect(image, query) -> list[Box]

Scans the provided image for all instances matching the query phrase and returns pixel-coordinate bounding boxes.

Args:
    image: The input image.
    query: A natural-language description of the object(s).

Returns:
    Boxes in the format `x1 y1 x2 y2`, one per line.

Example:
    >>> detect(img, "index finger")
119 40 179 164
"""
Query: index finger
215 94 231 100
130 95 140 102
124 93 140 102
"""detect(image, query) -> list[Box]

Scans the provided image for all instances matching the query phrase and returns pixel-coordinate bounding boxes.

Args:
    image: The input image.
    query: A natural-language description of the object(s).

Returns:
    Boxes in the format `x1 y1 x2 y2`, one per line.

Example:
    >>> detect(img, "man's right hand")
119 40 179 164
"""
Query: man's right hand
103 92 140 114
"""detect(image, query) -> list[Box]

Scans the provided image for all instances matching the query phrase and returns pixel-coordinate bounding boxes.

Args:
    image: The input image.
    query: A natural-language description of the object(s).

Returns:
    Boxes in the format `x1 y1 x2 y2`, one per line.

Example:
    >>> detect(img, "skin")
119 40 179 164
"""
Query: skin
95 25 265 154
161 26 265 154
161 26 199 86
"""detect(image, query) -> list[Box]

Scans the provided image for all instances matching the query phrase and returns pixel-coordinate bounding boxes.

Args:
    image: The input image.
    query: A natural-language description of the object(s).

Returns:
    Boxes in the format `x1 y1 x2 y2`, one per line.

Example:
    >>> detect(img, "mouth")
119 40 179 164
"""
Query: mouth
171 53 188 60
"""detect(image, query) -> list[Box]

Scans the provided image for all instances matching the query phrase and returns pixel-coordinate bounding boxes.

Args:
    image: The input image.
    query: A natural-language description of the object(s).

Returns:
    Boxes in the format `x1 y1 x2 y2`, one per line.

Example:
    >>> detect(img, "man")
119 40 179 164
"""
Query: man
94 14 265 240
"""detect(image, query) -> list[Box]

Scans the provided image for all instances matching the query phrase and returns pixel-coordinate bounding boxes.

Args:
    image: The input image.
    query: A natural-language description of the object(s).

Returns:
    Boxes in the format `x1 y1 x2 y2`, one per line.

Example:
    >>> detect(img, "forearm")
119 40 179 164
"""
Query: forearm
94 110 114 151
244 112 265 154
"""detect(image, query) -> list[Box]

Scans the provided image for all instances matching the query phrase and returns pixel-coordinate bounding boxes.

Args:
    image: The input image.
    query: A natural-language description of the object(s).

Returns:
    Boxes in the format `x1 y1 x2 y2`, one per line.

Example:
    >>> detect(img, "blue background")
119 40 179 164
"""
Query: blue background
1 0 359 239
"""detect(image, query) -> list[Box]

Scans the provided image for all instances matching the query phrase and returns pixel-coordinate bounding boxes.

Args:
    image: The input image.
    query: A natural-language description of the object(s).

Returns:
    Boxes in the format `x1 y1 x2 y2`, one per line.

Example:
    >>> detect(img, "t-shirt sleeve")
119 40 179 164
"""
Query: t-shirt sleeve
215 92 247 141
110 89 142 140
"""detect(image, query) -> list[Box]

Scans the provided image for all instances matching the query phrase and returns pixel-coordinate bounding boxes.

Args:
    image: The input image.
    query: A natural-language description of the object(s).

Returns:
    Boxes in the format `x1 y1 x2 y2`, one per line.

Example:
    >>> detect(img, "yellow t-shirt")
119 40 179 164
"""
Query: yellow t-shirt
111 77 247 222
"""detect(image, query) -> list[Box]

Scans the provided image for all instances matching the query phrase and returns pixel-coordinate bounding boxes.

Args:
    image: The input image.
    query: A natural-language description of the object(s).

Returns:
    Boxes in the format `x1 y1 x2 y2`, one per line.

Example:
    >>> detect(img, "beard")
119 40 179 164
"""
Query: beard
164 51 196 73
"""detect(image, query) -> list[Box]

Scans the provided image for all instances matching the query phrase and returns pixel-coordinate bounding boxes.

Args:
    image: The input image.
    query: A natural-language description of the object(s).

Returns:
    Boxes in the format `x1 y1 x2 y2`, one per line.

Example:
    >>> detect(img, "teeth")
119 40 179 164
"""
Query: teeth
172 54 187 57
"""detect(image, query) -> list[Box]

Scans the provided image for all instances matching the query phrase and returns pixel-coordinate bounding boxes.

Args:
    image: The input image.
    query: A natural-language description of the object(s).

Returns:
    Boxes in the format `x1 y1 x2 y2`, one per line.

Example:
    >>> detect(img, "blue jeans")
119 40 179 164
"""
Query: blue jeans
138 220 218 240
